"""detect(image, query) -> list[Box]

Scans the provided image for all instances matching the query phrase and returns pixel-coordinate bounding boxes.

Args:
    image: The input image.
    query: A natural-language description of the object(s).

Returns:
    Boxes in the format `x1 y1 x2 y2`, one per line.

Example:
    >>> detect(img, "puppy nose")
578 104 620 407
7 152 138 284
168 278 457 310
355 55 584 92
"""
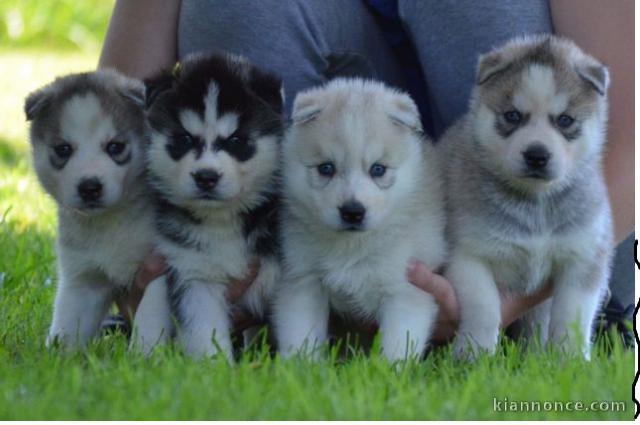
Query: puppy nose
77 178 103 202
523 144 551 169
339 201 366 225
192 169 221 190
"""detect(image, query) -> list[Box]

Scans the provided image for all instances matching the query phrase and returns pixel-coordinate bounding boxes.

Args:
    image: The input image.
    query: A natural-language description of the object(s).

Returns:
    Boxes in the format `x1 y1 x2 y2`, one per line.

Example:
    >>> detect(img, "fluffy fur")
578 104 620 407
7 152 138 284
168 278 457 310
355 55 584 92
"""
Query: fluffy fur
274 79 446 361
440 35 613 360
25 69 155 347
134 54 284 358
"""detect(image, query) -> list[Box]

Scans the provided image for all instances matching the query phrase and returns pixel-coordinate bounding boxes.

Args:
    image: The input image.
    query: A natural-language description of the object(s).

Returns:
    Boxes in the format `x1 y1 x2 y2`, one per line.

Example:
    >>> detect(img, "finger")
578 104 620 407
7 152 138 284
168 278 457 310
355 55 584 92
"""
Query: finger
134 251 168 291
500 281 554 327
431 320 458 344
230 307 262 332
226 279 254 304
407 261 459 322
226 259 261 303
117 252 167 320
243 258 260 285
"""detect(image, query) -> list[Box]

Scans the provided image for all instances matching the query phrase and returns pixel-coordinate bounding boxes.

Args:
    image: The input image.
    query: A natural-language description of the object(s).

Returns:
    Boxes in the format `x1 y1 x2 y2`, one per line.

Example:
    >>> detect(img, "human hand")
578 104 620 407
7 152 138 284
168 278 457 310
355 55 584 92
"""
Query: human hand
115 253 261 331
406 260 553 343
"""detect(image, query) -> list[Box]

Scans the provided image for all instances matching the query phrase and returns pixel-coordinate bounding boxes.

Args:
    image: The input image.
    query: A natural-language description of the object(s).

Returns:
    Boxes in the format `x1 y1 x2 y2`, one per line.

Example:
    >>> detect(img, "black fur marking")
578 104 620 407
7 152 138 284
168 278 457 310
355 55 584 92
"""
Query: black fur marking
241 192 281 258
214 132 256 162
157 199 202 223
166 133 205 161
145 54 284 165
144 73 175 109
166 267 188 328
157 215 203 251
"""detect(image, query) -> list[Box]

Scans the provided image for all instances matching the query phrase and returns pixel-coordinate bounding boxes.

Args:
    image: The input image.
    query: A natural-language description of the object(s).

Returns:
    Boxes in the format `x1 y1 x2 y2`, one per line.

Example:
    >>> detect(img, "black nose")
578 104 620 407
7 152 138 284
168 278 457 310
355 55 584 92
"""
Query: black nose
192 169 221 190
77 178 103 202
522 144 551 169
339 201 366 225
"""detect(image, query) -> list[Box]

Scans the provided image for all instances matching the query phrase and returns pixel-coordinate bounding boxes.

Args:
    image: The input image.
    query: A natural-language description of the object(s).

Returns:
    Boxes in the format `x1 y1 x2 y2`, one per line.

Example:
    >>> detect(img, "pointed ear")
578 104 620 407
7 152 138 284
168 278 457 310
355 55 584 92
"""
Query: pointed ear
24 86 54 121
118 81 145 108
250 68 284 114
476 50 512 85
291 91 322 125
143 70 176 109
576 64 609 96
387 92 422 133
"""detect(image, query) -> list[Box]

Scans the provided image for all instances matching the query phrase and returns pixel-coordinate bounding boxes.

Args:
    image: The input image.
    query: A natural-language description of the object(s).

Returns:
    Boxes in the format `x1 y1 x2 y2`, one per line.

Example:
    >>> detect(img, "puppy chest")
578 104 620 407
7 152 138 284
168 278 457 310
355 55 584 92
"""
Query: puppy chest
489 238 555 293
321 261 403 317
167 228 252 283
62 220 153 288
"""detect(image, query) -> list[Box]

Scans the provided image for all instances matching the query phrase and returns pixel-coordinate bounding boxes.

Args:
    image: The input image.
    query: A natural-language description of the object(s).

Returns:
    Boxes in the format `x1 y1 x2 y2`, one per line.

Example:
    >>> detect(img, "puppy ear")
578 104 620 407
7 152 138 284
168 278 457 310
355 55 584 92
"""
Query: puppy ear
476 51 512 85
24 86 54 121
249 68 284 114
576 63 609 96
387 92 422 133
118 81 145 108
291 91 322 125
143 69 176 109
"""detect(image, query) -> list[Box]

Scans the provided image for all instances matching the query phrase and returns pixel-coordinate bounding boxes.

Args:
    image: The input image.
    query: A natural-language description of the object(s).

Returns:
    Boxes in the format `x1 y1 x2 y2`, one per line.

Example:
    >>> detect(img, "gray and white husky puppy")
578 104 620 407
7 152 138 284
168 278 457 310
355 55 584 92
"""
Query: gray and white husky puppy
440 35 612 360
136 54 284 358
274 79 446 361
25 70 155 347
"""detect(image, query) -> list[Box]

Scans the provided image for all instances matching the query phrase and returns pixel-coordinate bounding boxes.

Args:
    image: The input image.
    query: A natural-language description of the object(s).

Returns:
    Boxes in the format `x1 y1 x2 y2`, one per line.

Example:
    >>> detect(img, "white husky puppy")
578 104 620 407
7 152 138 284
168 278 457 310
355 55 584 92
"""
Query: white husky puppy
274 79 446 361
440 35 613 360
25 70 155 347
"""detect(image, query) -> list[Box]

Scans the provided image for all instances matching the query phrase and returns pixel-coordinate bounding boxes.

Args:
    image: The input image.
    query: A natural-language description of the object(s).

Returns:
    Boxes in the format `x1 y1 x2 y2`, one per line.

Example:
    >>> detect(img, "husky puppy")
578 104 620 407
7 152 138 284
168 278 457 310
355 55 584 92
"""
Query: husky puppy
25 70 155 347
440 35 612 360
274 79 446 361
138 54 284 358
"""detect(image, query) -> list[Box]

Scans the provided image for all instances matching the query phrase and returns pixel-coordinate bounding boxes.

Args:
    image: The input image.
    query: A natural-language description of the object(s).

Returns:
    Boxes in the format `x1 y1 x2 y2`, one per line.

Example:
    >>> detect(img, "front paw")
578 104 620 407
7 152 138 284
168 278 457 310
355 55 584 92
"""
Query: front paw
550 332 591 360
279 340 324 361
453 332 497 362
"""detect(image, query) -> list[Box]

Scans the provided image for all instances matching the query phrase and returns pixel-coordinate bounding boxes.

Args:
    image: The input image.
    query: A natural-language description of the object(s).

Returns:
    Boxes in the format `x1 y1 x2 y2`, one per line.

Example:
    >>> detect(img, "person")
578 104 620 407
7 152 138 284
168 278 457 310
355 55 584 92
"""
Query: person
99 0 634 344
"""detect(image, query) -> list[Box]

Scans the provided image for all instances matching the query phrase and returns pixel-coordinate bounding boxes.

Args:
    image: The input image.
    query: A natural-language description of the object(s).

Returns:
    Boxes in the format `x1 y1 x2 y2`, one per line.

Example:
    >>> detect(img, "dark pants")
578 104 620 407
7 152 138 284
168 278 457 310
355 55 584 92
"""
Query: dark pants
176 0 633 328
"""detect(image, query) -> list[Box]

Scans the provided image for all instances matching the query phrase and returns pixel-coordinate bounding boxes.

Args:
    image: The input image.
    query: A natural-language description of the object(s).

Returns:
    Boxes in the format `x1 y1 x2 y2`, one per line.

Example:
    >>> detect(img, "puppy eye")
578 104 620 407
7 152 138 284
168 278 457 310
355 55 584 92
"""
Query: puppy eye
503 110 522 125
317 162 335 177
369 163 386 178
53 143 73 159
556 114 575 128
106 141 126 157
177 133 194 147
227 132 245 144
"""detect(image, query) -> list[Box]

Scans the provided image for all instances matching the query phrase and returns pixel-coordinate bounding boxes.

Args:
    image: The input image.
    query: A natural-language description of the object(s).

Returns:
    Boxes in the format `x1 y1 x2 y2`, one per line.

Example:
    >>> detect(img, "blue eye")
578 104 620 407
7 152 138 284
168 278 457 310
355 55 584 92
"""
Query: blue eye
53 143 73 159
556 114 575 128
503 110 522 125
369 163 386 178
317 162 335 177
106 141 126 157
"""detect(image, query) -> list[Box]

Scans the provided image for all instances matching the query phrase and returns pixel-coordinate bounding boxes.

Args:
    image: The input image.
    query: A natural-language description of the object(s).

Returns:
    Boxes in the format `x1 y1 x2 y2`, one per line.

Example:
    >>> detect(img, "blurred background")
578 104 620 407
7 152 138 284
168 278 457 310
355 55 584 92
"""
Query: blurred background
0 0 114 290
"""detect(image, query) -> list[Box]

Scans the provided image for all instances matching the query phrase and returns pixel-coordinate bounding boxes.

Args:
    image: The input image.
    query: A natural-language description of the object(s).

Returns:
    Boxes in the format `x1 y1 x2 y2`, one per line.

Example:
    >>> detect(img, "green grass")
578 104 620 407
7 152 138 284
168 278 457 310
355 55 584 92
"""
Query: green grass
0 50 635 420
1 0 114 51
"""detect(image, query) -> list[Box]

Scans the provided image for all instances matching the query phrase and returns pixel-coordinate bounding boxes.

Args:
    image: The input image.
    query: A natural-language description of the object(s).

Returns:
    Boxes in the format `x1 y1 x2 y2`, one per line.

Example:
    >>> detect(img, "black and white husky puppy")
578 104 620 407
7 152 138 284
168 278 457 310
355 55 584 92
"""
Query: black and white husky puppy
134 54 284 358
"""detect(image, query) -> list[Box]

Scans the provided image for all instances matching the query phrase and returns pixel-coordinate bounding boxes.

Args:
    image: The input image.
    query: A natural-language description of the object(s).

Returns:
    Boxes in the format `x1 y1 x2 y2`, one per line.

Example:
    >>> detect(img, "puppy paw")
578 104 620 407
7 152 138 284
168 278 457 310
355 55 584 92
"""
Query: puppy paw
453 334 496 362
